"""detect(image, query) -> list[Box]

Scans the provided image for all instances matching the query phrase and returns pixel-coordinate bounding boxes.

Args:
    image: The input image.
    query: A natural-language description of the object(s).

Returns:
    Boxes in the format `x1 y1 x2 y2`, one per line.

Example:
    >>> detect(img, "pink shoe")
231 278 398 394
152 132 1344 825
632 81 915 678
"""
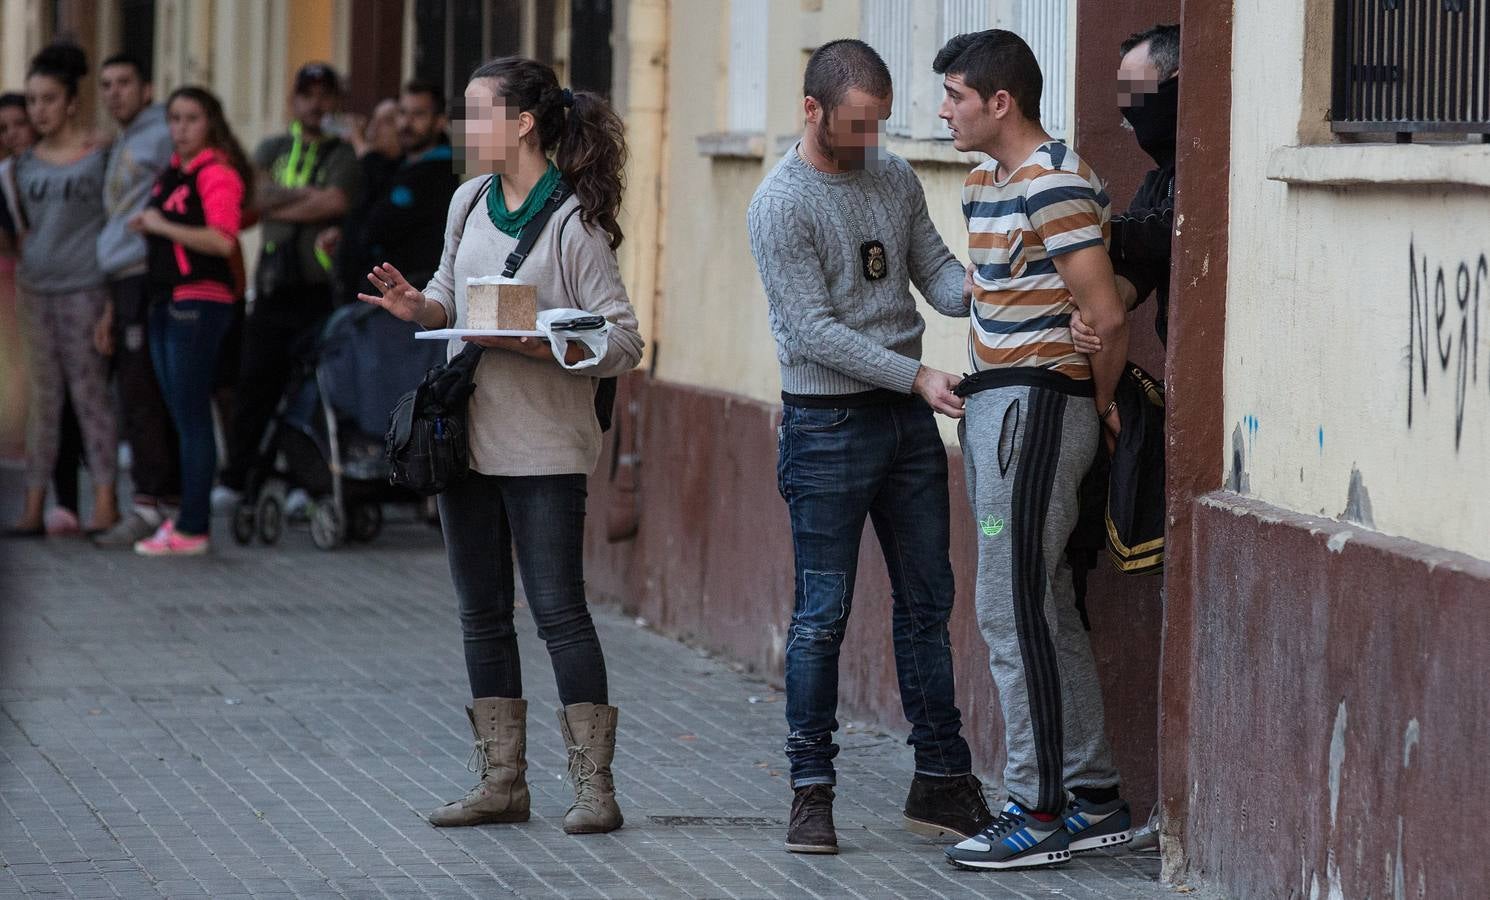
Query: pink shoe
45 507 81 536
134 520 209 557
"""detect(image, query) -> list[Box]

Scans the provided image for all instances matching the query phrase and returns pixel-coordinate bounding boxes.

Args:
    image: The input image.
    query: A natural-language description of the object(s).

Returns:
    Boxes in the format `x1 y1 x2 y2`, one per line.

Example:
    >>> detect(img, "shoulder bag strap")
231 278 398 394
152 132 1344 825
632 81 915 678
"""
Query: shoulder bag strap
501 180 573 278
462 175 495 228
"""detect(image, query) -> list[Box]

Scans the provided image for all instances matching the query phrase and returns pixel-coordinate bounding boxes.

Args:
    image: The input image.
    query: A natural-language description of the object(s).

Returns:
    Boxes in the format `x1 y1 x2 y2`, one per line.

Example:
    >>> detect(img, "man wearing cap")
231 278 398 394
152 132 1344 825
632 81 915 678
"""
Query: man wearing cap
218 62 361 505
318 80 458 308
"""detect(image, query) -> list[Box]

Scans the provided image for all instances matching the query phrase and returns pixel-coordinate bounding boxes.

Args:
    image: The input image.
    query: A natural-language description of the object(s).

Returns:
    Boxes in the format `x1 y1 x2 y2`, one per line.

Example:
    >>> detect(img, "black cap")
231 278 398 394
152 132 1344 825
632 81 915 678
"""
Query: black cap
293 62 340 96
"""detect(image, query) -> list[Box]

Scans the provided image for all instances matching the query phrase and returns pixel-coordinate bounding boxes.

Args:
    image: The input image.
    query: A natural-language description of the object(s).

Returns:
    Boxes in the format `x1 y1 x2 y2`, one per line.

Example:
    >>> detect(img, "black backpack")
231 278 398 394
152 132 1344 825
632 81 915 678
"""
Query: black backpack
1104 362 1165 575
386 178 569 496
1067 362 1165 629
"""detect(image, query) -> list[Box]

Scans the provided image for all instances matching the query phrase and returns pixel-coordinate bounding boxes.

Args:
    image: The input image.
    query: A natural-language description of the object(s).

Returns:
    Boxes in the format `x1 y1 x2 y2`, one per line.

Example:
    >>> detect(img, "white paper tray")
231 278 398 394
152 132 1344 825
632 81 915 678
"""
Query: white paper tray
416 328 544 340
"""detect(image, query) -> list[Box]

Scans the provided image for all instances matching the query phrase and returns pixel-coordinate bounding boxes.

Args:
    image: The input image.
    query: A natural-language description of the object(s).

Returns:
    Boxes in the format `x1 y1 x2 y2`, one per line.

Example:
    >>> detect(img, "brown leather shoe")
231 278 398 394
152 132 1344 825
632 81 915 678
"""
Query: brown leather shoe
785 784 838 853
427 697 530 827
902 773 994 839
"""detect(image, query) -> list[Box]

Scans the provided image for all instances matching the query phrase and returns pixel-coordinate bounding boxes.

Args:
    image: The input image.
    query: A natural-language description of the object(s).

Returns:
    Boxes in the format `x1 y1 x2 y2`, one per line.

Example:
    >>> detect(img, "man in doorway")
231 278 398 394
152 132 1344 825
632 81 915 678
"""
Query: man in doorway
1073 23 1179 348
320 80 459 307
93 53 178 548
933 29 1132 871
747 38 993 856
216 62 359 509
1070 23 1181 854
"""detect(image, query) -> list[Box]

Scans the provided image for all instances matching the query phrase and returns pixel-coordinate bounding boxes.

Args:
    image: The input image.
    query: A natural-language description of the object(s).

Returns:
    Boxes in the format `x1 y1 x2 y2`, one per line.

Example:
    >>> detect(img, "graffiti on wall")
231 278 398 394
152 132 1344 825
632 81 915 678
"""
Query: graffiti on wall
1407 239 1489 450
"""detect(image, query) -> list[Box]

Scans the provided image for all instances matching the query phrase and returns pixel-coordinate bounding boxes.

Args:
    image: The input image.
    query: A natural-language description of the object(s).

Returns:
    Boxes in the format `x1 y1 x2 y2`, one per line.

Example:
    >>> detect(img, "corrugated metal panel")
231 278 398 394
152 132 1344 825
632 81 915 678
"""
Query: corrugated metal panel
861 0 917 135
859 0 1070 141
934 0 997 137
941 0 992 41
728 0 769 132
1018 0 1070 137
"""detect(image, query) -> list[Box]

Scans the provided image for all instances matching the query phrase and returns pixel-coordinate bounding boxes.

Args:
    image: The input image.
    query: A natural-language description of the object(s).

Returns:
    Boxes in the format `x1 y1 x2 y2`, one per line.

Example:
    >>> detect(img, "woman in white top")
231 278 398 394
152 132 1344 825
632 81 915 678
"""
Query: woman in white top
360 57 643 835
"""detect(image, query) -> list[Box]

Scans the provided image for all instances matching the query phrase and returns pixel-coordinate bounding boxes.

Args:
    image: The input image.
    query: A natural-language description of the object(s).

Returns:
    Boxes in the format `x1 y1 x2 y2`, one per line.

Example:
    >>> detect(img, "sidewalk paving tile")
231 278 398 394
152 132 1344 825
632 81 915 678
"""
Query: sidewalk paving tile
2 512 1183 899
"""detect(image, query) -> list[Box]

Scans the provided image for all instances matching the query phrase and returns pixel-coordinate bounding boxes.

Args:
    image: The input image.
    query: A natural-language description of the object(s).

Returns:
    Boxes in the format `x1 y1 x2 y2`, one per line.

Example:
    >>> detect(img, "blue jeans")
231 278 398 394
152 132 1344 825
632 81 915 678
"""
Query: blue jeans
777 398 973 786
150 297 234 536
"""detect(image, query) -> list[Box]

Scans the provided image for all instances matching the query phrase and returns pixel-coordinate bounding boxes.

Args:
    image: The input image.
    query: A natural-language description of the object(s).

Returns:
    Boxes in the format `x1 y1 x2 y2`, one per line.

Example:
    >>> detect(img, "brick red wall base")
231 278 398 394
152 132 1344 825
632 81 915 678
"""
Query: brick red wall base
1183 492 1490 898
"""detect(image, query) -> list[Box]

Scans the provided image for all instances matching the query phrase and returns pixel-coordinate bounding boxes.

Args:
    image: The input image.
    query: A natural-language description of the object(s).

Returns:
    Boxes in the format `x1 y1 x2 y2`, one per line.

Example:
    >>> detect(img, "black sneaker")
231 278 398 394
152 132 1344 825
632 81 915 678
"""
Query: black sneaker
1064 796 1133 852
903 773 994 839
785 784 838 854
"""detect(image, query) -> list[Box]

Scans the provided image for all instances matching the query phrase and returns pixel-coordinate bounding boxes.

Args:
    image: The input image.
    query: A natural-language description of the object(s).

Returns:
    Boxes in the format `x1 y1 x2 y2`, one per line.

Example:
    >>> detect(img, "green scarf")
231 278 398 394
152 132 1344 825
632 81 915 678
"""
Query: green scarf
487 163 562 238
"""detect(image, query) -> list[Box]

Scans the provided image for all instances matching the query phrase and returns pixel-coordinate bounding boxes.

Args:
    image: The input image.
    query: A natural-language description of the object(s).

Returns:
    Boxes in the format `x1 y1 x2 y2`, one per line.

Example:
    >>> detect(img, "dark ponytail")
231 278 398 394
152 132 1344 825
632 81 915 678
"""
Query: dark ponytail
166 86 255 210
28 43 88 98
556 90 627 250
469 57 628 250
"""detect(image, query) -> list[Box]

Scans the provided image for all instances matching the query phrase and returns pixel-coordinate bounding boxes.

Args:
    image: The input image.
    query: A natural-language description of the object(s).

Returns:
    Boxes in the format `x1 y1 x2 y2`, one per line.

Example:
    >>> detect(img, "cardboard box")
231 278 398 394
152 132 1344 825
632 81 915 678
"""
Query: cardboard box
496 283 538 330
466 281 538 331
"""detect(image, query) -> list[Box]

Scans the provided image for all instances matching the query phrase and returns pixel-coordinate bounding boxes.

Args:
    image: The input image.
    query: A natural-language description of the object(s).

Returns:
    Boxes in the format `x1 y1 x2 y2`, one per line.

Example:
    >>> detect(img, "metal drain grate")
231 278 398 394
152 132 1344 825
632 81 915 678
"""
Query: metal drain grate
645 815 781 827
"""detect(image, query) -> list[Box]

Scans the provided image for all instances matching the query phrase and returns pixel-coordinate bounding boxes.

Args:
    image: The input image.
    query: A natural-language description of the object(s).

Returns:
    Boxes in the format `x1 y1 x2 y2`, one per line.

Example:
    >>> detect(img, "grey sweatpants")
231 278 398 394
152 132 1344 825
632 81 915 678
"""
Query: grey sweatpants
17 286 117 491
960 384 1119 815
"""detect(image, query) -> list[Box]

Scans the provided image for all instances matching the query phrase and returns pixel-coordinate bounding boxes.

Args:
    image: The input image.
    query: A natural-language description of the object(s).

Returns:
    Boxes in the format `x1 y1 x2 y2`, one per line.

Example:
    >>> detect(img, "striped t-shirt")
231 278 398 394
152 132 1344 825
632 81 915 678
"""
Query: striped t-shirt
962 140 1110 380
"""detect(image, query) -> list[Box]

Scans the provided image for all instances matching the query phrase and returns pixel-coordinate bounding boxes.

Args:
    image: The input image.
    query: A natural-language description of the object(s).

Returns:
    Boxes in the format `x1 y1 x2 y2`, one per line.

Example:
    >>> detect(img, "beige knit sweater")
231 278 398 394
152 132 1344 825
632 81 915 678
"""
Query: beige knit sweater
423 177 643 477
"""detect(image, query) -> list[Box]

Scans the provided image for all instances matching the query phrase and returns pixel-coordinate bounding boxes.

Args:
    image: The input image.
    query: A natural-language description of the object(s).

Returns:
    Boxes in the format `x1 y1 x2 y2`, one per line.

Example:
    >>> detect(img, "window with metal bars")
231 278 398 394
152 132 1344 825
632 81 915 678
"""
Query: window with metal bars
413 0 576 105
1331 0 1490 141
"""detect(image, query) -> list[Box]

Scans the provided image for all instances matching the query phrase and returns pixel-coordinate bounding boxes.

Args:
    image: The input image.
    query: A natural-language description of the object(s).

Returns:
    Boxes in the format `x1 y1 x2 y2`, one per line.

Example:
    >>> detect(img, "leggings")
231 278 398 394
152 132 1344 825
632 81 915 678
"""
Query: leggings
17 286 117 491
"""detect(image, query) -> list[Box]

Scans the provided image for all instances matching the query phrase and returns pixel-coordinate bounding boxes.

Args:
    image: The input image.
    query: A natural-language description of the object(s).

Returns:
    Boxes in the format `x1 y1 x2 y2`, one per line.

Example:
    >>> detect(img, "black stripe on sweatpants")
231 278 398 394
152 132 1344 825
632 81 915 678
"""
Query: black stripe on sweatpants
1009 387 1068 814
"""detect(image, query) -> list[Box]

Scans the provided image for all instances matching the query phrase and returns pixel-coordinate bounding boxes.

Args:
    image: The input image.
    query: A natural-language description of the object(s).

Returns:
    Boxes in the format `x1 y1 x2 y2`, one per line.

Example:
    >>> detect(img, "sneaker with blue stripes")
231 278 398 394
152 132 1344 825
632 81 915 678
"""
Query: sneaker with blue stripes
944 800 1071 871
1064 796 1133 852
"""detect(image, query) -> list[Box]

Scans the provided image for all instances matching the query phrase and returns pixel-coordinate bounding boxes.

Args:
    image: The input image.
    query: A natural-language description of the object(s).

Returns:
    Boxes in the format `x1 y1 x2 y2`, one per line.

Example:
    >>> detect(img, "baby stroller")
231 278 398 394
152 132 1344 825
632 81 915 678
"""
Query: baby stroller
230 303 447 550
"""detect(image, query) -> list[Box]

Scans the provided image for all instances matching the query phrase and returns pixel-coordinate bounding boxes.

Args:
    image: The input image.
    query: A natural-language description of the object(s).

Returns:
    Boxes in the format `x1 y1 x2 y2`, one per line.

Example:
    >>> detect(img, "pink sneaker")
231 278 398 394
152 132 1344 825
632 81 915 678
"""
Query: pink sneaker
134 520 209 557
45 507 81 536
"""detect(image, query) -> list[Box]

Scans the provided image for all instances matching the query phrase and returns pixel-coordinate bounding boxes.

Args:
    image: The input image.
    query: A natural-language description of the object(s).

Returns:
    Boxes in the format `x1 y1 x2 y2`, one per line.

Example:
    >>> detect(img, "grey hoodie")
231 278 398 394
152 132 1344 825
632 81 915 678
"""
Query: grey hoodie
97 103 172 279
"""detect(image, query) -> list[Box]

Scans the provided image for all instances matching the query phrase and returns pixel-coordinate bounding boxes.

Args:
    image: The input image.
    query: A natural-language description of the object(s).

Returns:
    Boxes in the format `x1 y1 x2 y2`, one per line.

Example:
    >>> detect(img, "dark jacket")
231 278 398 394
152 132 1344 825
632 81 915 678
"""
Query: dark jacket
1104 363 1165 576
1109 162 1175 344
338 143 460 302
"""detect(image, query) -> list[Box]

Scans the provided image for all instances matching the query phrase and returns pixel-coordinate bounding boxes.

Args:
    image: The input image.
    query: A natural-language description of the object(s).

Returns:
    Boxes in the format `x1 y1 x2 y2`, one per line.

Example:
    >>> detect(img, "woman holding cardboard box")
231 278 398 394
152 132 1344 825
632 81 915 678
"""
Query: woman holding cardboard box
358 57 642 835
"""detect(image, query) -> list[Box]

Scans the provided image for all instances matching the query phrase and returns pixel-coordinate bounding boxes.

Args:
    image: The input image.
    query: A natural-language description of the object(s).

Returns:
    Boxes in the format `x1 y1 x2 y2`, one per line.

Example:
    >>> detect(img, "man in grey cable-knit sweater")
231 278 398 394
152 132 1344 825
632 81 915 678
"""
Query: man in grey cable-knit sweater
746 39 994 857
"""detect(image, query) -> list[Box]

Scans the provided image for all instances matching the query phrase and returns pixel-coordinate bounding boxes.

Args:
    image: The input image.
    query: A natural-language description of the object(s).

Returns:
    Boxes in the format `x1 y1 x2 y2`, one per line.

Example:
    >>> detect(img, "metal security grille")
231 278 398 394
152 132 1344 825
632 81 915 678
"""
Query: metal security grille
860 0 1072 140
1331 0 1490 140
727 0 770 132
860 0 917 136
1019 0 1071 137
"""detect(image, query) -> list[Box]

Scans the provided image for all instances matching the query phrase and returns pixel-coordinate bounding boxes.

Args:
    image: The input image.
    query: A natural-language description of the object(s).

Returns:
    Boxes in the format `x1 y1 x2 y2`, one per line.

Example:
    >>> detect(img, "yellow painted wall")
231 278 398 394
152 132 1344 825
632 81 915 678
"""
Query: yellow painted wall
0 0 47 93
285 0 336 93
648 0 778 402
1224 0 1490 560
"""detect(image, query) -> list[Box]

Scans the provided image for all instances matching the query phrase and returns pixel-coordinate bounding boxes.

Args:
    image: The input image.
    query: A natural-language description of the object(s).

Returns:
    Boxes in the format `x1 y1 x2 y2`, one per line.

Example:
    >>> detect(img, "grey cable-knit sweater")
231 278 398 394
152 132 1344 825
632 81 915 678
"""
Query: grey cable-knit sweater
747 145 968 397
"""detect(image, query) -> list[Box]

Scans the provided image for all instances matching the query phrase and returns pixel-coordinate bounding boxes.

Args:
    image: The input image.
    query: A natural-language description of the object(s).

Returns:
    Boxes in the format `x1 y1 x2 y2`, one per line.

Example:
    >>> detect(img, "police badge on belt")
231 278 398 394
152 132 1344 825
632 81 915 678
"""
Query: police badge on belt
860 240 887 281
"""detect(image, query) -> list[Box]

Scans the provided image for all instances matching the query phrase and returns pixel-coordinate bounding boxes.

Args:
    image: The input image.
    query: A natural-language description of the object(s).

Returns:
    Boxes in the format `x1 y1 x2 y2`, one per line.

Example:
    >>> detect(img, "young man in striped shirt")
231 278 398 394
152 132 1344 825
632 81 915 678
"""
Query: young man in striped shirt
931 30 1134 871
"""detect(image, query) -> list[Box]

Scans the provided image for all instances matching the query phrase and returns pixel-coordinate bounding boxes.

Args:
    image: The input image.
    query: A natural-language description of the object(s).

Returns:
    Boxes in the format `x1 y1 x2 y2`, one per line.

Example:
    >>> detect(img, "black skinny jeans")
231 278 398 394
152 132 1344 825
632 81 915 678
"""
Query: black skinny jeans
437 472 607 706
